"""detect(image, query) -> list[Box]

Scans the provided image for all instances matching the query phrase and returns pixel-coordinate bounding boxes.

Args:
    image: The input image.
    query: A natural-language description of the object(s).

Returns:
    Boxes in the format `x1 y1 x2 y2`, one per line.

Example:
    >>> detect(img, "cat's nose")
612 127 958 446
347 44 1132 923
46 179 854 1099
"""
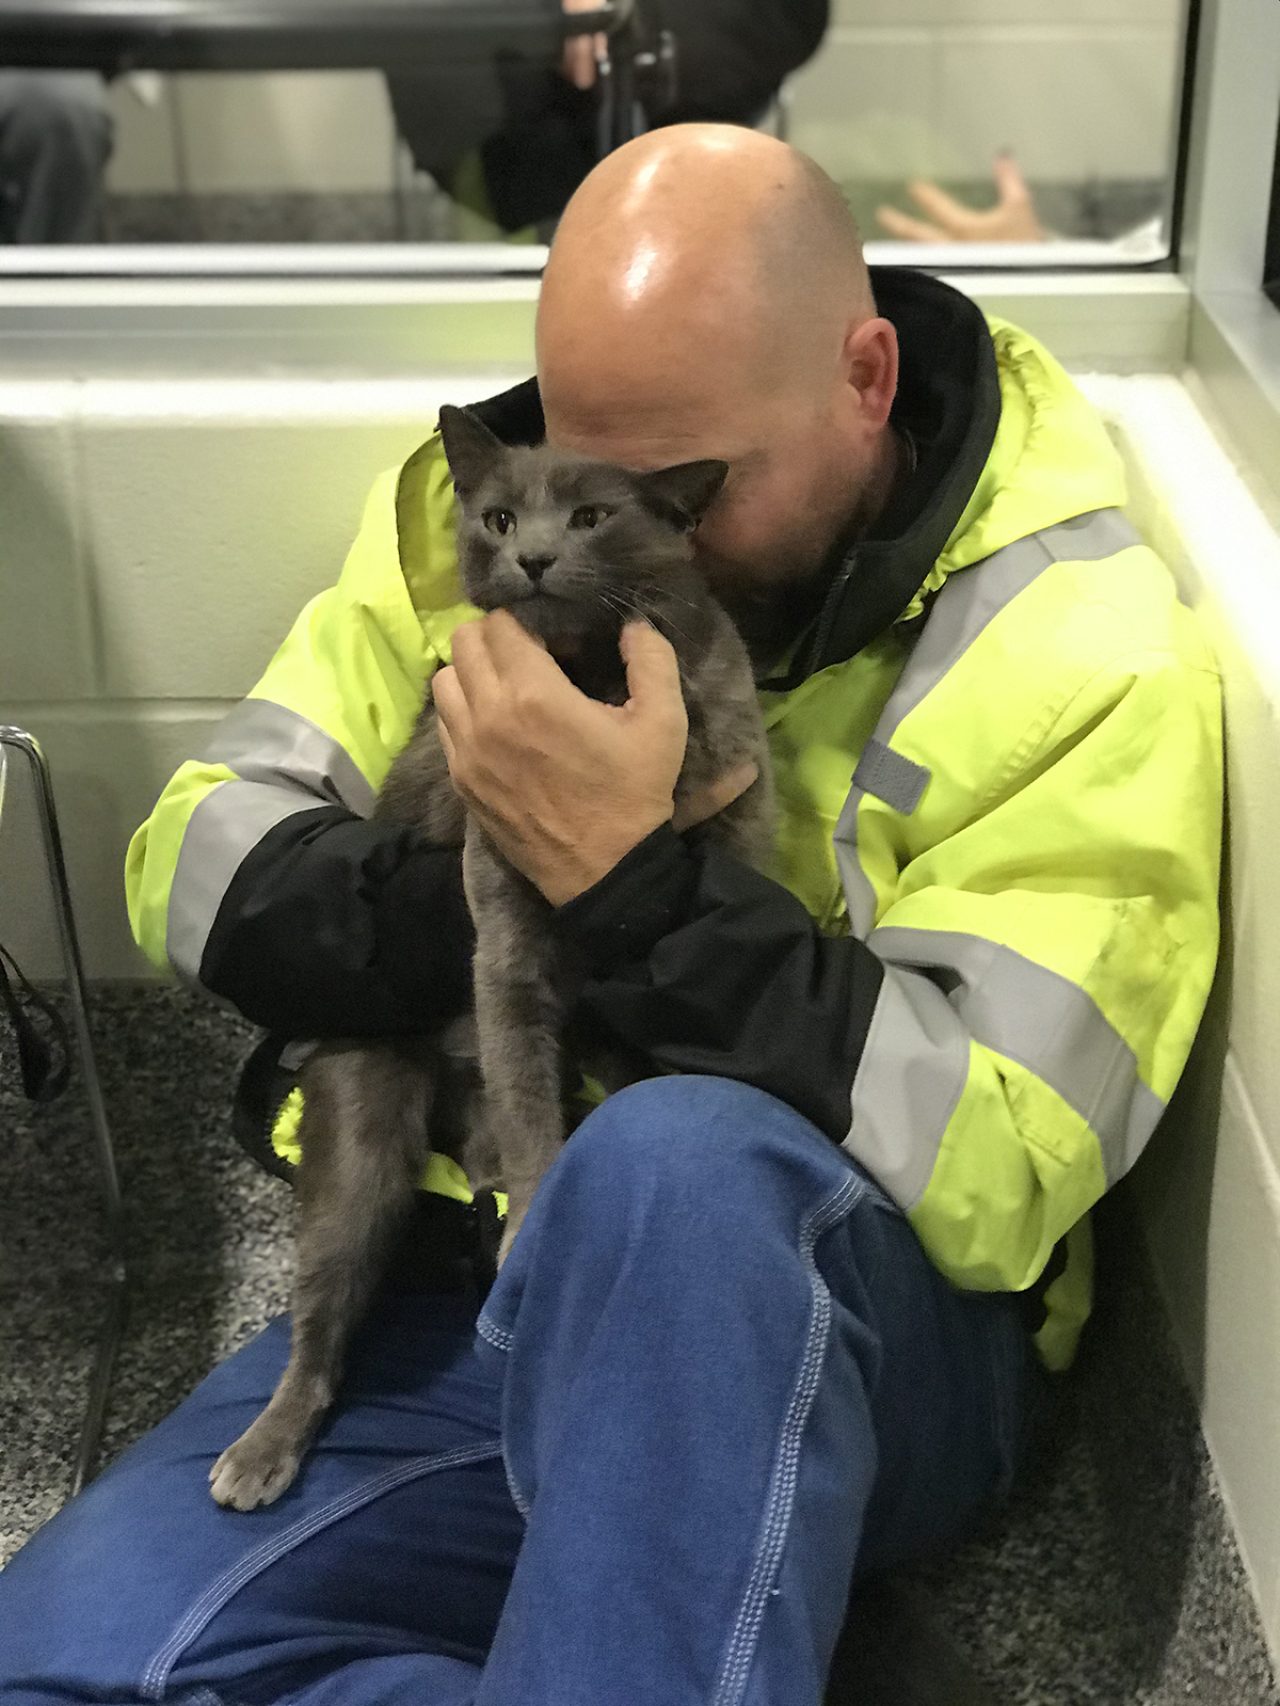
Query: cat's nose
517 553 557 584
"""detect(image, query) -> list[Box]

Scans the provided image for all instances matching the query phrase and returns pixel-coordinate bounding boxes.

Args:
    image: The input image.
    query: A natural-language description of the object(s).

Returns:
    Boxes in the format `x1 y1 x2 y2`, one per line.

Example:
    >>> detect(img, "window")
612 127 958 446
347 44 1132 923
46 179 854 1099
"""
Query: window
0 0 1194 274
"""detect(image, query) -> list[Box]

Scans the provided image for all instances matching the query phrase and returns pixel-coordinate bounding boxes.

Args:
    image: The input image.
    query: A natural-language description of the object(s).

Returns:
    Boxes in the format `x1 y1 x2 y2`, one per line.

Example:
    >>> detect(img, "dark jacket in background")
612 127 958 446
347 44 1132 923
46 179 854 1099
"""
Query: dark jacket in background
387 0 831 231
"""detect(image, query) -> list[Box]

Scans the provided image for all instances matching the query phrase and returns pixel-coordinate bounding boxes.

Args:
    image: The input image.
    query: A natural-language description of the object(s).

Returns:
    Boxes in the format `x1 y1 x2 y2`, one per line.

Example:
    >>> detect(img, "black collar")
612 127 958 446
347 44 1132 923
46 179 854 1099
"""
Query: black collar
468 267 1001 690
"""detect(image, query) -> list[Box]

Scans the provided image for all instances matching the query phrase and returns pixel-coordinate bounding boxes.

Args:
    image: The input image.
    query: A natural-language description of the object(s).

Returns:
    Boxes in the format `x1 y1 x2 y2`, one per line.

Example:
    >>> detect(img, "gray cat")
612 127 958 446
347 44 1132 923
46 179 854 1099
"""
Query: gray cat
209 404 775 1511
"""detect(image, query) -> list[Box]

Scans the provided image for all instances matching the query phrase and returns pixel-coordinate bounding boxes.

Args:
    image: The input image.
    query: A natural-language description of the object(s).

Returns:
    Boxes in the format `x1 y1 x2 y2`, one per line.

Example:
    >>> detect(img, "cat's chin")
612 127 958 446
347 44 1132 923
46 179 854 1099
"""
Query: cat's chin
500 595 613 662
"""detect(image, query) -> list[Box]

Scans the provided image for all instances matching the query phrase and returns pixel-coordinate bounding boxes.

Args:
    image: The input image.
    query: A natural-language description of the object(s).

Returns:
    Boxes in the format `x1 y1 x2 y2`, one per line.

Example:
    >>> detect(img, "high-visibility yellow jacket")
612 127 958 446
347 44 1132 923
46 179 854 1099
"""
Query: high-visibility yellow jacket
125 269 1223 1370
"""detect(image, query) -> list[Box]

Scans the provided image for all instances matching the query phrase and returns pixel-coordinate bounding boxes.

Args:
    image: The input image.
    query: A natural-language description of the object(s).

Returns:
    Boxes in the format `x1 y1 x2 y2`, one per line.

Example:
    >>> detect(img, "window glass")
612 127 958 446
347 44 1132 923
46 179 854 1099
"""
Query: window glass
0 0 1188 268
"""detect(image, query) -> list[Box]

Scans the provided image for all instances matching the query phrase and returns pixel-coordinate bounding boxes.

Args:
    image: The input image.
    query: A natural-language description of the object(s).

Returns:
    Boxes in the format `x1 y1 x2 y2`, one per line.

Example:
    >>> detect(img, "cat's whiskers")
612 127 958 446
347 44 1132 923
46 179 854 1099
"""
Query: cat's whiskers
597 588 700 652
595 591 636 631
644 585 704 615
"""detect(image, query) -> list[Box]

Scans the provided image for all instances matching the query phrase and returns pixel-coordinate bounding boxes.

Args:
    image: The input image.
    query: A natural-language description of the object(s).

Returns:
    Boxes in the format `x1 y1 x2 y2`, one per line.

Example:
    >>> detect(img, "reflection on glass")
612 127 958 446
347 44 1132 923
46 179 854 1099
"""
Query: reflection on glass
0 0 1181 262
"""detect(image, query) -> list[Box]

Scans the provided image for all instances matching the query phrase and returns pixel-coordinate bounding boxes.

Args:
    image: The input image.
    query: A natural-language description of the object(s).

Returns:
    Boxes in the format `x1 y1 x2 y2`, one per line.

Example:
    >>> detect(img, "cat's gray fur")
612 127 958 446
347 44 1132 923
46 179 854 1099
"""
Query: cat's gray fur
210 405 775 1510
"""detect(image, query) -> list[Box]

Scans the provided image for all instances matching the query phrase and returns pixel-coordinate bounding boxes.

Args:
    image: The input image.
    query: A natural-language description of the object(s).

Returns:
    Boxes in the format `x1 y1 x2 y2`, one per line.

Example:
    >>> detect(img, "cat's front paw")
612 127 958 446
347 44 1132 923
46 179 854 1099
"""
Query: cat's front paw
209 1419 305 1511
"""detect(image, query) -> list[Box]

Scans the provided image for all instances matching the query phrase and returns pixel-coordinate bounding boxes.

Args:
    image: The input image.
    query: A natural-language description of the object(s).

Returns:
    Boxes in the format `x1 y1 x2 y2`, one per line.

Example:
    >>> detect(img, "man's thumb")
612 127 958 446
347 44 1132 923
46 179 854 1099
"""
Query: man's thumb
621 620 682 709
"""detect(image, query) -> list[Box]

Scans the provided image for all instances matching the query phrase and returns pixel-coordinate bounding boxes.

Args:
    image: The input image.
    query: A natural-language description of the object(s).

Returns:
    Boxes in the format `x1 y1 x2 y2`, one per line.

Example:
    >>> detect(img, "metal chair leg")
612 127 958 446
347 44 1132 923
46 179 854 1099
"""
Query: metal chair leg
0 726 129 1500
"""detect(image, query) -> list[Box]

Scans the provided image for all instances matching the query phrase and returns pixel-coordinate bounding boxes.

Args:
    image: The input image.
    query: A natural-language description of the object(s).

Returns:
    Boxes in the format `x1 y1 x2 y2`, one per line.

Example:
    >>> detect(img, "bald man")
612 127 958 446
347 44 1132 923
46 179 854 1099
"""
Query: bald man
0 129 1222 1706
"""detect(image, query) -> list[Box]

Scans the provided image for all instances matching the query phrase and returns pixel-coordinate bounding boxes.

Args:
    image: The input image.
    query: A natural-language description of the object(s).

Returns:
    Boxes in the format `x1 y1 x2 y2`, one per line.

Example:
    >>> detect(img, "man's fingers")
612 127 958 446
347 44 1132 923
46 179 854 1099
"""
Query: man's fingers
903 178 977 236
993 150 1032 207
562 34 599 88
448 618 503 706
990 152 1045 239
478 610 560 694
619 620 683 714
671 761 760 834
431 664 472 755
875 204 949 244
561 0 605 88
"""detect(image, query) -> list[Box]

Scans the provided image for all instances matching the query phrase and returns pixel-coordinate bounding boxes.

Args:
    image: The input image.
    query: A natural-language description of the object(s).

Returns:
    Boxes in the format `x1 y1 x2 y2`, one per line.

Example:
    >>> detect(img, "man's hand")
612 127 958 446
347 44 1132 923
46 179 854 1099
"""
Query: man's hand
875 153 1046 244
434 614 754 907
561 0 608 90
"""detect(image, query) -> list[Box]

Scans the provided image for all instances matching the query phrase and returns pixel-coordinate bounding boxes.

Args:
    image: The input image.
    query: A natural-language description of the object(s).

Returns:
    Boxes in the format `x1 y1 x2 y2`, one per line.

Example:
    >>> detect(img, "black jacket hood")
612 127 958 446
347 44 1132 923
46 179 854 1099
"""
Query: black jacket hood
468 267 1001 689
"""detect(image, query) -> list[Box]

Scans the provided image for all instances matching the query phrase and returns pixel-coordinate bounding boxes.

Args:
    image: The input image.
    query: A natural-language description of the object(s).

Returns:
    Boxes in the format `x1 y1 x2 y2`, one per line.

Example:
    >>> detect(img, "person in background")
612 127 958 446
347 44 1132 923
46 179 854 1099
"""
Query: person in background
0 71 113 243
388 0 829 234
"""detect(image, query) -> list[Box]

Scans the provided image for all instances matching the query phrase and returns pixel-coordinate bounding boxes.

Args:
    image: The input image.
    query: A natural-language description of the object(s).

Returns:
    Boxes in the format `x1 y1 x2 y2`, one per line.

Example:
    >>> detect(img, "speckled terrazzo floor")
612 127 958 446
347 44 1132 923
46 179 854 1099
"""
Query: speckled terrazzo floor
1 982 1277 1705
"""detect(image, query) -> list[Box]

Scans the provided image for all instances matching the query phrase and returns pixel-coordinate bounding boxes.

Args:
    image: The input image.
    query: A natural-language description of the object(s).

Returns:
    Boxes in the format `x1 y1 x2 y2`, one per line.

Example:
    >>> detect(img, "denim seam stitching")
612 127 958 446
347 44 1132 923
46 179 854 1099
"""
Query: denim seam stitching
476 1311 514 1351
138 1439 503 1700
710 1171 866 1706
501 1444 533 1520
474 1317 532 1514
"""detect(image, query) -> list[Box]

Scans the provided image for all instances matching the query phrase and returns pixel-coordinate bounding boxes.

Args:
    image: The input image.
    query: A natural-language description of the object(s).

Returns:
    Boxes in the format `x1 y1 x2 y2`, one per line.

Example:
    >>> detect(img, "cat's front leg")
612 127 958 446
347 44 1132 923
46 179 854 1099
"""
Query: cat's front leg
463 826 566 1265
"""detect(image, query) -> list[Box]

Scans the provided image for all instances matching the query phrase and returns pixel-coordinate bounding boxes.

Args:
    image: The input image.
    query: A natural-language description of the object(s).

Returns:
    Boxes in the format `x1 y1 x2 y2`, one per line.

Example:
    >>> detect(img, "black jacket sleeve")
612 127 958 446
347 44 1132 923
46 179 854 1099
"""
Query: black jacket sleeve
552 822 883 1142
199 806 475 1039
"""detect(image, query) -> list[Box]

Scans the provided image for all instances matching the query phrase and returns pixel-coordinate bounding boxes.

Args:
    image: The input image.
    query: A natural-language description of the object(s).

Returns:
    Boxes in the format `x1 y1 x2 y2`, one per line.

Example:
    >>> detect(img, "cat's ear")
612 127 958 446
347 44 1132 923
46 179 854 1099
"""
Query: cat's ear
438 405 506 498
631 460 730 530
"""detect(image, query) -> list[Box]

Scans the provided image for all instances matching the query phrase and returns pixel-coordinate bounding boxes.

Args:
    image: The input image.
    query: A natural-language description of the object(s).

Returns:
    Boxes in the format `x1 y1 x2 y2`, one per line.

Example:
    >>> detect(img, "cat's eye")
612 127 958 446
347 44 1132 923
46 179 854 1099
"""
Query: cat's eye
568 505 612 531
483 509 517 537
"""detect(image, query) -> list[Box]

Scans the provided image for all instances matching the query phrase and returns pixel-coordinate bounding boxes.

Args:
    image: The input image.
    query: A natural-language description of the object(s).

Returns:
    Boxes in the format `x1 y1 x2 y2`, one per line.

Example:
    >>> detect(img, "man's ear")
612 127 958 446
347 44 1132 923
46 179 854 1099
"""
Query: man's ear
844 316 899 431
438 404 506 497
631 460 730 530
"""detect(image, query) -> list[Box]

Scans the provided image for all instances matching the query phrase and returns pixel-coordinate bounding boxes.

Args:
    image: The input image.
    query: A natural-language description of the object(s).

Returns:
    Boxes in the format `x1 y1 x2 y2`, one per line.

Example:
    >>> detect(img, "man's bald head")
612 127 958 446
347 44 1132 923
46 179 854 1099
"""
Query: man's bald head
535 125 901 647
538 125 875 428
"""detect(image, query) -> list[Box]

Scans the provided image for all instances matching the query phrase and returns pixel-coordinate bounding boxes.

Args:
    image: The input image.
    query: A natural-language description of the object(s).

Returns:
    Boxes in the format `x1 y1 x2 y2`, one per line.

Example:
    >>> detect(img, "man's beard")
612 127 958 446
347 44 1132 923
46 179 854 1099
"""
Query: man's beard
696 525 851 670
695 477 877 669
703 560 832 669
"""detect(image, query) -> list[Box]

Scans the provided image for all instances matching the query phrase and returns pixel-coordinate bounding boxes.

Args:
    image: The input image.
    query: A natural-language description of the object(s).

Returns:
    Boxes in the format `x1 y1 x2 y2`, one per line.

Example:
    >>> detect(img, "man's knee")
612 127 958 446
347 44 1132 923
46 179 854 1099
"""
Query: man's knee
558 1073 844 1213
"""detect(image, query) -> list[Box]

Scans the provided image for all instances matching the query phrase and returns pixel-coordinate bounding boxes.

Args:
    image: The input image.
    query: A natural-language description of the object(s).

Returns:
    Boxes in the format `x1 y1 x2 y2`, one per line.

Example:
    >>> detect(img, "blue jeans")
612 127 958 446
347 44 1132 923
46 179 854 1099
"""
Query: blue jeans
0 1076 1042 1706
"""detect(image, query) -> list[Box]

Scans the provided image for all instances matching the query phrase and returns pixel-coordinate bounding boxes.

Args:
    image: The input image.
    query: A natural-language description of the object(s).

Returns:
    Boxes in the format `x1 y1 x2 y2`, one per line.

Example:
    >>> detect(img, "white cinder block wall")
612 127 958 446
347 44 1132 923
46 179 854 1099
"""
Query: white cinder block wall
103 0 1184 199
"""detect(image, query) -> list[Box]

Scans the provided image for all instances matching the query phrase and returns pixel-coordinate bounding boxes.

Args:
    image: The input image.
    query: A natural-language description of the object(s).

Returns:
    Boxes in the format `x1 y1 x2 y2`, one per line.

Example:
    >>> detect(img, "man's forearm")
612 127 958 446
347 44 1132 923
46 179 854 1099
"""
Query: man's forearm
200 806 476 1039
552 824 884 1140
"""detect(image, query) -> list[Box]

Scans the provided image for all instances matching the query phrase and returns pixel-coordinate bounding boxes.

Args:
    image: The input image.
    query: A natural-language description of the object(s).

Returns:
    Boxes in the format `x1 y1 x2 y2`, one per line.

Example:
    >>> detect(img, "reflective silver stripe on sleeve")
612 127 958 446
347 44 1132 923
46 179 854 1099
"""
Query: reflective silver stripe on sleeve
833 794 880 942
201 698 376 819
837 510 1150 1199
875 509 1141 739
843 966 972 1210
869 925 1166 1186
166 781 320 983
835 508 1142 939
